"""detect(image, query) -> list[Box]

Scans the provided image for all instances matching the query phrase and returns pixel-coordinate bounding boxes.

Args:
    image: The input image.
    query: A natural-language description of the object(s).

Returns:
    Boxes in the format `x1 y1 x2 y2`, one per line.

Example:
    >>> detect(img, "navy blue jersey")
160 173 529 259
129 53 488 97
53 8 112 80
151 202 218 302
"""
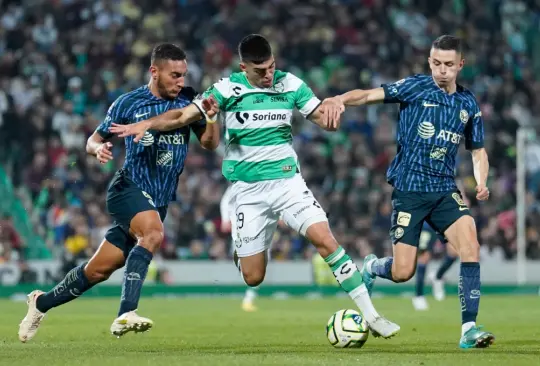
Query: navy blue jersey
381 74 484 192
96 85 204 206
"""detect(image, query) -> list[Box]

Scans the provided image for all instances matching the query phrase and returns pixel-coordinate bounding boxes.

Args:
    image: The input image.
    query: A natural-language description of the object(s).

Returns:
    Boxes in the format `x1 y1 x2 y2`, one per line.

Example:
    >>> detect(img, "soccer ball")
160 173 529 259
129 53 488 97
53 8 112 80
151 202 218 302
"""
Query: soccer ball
326 309 369 348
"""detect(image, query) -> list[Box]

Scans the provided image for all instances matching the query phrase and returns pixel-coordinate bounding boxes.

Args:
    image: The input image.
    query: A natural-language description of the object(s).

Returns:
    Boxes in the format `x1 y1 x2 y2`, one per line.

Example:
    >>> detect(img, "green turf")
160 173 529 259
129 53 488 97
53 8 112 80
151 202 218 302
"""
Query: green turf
2 296 539 365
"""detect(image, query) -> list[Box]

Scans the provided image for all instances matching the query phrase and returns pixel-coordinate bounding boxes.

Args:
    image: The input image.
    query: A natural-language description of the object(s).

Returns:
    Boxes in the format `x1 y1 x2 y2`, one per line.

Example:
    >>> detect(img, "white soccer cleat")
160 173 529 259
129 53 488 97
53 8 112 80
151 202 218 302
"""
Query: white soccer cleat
412 296 429 311
18 290 46 343
110 310 153 337
430 272 446 301
367 316 400 339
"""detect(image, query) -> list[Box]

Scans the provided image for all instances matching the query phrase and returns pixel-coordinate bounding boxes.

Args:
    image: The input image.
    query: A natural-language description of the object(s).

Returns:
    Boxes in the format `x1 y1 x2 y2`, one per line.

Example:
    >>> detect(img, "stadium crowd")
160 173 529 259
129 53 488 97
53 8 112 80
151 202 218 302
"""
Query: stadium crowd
1 0 540 263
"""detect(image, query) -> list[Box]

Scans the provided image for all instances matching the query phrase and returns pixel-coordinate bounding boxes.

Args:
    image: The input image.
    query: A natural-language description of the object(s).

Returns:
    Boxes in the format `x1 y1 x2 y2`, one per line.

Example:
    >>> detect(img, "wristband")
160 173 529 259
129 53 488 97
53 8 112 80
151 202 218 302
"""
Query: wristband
206 113 217 124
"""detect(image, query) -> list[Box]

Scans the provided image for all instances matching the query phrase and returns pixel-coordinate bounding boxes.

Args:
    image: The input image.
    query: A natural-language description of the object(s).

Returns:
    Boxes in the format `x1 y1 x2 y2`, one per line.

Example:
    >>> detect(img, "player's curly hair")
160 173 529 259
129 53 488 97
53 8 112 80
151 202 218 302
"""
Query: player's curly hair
432 35 463 54
151 43 186 65
238 34 272 64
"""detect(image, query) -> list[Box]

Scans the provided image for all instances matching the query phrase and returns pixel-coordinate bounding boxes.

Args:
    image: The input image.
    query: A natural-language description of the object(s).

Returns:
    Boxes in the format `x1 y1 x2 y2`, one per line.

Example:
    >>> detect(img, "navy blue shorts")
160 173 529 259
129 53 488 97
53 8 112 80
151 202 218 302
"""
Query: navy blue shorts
105 169 167 258
390 189 469 247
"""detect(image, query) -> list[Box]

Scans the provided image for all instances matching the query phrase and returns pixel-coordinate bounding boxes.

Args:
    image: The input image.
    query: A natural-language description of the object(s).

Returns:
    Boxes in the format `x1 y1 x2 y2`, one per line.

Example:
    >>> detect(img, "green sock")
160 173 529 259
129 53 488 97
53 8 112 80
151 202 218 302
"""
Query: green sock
324 246 379 322
324 246 364 291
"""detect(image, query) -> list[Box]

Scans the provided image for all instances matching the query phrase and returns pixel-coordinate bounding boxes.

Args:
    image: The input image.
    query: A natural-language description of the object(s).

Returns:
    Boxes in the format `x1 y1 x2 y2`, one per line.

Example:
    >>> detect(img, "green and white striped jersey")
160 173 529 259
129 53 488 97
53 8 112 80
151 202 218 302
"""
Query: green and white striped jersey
193 70 321 182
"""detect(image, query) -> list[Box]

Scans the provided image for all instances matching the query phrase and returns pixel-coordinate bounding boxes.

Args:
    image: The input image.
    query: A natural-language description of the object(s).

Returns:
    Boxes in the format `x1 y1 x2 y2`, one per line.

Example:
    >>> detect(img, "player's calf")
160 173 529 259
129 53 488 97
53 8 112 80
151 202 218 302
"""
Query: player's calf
117 211 164 318
368 243 417 283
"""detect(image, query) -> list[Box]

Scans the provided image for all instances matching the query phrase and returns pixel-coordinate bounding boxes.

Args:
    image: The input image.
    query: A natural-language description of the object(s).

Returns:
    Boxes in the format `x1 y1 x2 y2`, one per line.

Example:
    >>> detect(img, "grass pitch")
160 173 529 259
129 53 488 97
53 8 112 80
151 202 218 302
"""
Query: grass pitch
1 295 539 365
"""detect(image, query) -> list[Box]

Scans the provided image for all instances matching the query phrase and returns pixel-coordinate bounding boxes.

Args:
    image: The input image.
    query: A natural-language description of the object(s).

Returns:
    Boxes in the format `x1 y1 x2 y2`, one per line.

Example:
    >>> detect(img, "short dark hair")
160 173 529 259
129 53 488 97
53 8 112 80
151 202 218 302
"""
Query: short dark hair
238 34 272 64
432 35 463 54
151 43 186 65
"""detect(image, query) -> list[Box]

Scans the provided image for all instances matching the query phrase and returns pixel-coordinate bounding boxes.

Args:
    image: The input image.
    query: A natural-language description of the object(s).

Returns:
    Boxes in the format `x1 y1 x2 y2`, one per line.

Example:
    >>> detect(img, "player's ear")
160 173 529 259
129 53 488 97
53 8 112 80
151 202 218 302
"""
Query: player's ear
239 62 246 72
149 65 158 80
458 57 465 70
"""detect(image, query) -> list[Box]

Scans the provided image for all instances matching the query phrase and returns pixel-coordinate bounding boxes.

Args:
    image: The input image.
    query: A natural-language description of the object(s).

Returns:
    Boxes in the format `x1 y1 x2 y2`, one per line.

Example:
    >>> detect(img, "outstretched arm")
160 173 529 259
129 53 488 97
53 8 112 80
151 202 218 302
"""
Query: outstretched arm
337 87 386 106
307 99 345 131
145 104 204 131
110 97 219 143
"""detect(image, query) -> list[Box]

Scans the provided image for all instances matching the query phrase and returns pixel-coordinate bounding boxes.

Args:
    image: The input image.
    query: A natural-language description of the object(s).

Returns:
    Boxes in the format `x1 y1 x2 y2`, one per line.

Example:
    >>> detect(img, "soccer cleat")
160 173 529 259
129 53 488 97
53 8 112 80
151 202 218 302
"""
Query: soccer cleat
459 326 495 349
110 311 153 337
430 272 446 301
360 254 377 296
412 296 429 311
18 290 46 343
241 301 257 312
367 316 401 339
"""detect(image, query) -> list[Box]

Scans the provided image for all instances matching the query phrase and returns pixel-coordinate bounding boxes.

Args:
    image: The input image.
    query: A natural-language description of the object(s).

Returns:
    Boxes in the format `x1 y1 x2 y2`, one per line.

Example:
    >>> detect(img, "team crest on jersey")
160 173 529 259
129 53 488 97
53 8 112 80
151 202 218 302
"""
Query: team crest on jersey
460 110 469 124
272 81 284 93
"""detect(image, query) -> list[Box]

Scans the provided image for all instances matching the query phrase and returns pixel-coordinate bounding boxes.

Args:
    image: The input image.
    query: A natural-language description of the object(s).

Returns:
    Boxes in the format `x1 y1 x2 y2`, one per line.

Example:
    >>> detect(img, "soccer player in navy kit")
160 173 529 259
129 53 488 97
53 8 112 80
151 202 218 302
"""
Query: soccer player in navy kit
19 43 220 342
330 35 494 348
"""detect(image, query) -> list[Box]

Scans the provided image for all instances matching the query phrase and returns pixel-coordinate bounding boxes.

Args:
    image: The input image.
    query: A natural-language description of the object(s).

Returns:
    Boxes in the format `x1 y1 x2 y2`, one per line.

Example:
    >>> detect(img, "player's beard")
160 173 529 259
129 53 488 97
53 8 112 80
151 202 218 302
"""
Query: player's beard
156 77 179 100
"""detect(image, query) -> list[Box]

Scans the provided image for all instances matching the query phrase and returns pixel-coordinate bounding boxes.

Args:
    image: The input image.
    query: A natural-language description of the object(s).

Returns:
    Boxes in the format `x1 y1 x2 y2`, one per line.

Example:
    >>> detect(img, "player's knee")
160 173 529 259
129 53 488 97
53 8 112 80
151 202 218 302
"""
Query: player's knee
242 269 265 287
392 265 415 283
140 228 164 253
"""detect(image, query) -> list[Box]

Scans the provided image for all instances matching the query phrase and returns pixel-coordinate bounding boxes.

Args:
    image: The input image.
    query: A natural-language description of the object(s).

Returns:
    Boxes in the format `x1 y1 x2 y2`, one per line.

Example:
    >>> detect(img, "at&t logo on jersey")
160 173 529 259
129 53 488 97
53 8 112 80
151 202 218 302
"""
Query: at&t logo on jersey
417 122 462 145
140 132 185 146
437 130 462 144
139 132 155 146
417 122 435 139
158 134 185 145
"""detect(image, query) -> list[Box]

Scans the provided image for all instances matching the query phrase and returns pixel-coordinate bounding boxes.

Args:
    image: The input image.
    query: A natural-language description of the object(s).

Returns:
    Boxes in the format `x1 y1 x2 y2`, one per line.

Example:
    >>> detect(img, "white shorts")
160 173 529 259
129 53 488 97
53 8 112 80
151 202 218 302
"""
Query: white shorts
230 174 328 257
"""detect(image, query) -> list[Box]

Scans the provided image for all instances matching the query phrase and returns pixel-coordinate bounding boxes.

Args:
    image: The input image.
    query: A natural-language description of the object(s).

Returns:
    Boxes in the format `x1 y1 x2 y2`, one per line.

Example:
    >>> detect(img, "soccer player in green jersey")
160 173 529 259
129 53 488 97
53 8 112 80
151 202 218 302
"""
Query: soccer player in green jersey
110 34 400 338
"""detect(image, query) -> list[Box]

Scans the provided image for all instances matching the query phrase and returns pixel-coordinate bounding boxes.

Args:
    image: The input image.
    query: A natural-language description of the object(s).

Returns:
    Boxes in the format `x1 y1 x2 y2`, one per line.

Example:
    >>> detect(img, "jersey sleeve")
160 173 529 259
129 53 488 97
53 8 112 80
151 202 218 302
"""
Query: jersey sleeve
96 97 129 139
192 80 227 116
464 101 484 150
381 75 421 103
294 81 321 118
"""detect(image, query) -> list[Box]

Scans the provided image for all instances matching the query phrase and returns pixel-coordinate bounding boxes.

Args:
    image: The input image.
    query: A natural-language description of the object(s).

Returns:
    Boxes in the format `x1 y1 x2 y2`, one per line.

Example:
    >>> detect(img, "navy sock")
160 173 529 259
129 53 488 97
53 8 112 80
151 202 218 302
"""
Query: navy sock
118 246 153 316
415 263 427 296
436 254 458 280
36 263 93 313
459 262 481 324
370 257 395 281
